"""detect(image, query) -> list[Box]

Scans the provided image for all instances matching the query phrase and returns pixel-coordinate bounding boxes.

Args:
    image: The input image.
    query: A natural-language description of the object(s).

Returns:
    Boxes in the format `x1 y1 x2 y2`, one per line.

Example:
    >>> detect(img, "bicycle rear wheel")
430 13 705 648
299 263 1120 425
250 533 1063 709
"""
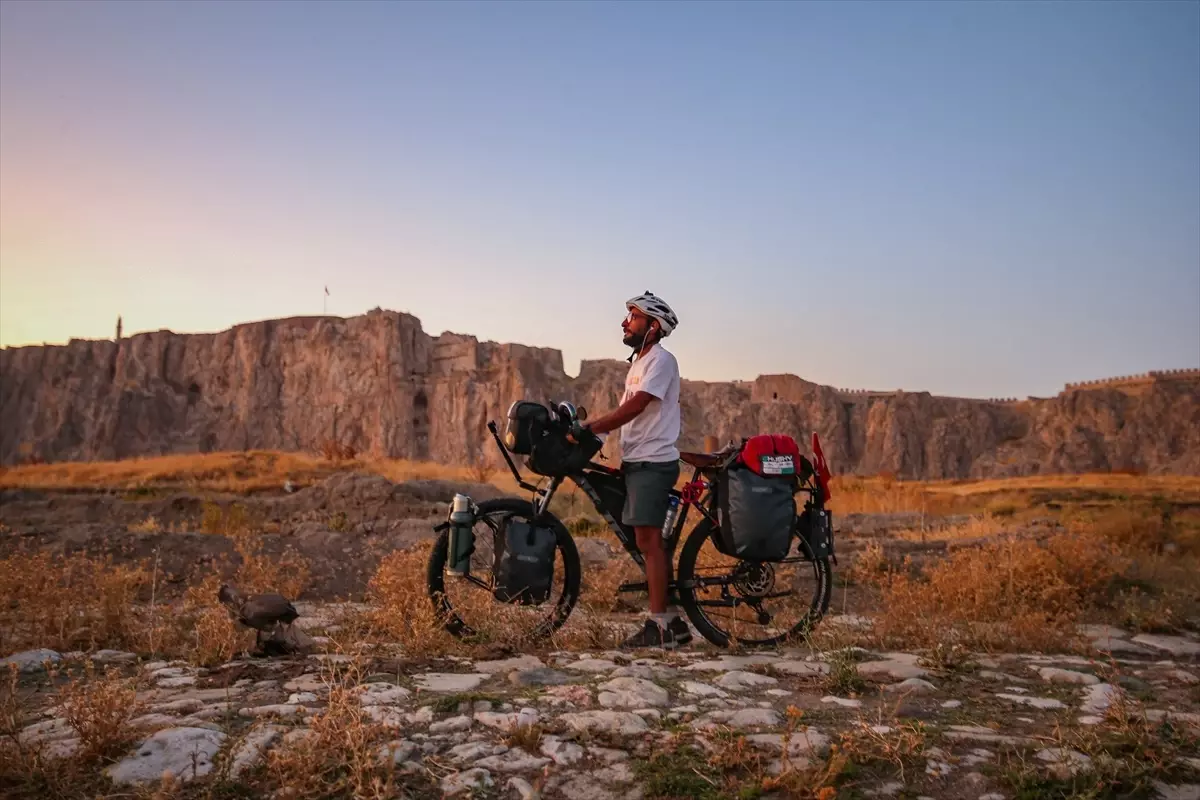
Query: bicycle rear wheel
676 516 831 648
426 498 582 642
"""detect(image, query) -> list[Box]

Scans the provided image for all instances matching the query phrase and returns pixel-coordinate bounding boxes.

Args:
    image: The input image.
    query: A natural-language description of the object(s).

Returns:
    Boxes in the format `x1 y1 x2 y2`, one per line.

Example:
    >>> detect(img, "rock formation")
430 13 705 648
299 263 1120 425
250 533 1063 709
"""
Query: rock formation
1 309 1197 478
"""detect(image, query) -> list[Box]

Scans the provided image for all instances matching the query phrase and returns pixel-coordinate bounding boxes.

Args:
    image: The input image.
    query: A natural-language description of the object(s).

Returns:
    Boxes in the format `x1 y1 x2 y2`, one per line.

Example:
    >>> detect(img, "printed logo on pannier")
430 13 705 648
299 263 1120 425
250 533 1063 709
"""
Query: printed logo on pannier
759 454 795 475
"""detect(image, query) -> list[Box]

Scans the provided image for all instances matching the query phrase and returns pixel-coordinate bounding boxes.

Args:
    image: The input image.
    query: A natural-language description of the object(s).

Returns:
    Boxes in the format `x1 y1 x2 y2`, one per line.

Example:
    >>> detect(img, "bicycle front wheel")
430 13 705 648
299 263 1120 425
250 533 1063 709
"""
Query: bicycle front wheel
676 517 832 648
426 498 582 643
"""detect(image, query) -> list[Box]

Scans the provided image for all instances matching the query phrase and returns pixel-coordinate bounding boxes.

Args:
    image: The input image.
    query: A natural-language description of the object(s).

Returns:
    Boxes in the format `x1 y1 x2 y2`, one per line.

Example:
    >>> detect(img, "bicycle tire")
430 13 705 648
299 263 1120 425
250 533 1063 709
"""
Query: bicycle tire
676 516 832 648
426 497 582 641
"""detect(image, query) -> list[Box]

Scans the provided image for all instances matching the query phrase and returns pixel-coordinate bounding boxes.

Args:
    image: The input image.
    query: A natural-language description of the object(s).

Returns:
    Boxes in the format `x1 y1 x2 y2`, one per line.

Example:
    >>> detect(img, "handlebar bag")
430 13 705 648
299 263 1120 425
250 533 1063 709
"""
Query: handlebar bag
503 401 550 455
528 430 603 477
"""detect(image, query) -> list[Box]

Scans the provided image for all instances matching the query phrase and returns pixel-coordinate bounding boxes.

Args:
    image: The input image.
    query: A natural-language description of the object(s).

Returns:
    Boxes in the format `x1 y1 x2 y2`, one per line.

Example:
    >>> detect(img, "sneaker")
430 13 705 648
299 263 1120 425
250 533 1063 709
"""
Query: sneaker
667 616 693 646
620 619 677 650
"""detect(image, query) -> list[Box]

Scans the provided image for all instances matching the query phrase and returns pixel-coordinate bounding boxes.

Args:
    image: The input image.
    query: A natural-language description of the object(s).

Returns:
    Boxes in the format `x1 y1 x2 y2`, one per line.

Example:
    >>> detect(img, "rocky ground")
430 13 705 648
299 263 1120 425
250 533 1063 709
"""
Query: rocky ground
5 607 1199 799
4 473 1199 797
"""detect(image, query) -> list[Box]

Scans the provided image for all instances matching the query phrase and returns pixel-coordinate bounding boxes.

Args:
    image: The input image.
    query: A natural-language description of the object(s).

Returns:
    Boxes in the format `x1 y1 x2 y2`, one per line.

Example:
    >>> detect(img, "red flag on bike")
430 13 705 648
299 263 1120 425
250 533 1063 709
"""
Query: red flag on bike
812 432 833 503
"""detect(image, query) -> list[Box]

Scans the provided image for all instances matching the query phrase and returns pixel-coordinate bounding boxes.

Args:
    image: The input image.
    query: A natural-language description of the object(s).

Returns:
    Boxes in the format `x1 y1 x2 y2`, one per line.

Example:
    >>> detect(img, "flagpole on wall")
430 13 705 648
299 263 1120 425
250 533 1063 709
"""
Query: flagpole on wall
324 285 329 314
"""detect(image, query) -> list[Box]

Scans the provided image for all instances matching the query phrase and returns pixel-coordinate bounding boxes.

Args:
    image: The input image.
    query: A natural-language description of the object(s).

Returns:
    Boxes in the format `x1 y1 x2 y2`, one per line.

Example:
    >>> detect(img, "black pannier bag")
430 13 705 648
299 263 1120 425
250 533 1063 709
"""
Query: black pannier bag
493 517 557 605
797 507 835 560
714 434 801 562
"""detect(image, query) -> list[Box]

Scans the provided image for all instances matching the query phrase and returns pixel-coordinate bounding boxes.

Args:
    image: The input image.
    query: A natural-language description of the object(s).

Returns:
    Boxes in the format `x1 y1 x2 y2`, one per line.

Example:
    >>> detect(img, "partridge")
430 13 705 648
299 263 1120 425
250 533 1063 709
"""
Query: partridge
217 584 300 653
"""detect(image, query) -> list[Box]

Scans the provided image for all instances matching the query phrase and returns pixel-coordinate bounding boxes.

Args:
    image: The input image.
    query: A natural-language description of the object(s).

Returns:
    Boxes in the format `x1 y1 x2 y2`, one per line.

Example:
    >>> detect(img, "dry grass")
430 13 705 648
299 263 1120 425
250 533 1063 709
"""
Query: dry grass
0 549 149 655
0 450 502 494
845 499 1200 653
827 472 1200 516
865 531 1131 651
54 661 145 761
0 500 310 665
359 541 459 655
259 658 399 800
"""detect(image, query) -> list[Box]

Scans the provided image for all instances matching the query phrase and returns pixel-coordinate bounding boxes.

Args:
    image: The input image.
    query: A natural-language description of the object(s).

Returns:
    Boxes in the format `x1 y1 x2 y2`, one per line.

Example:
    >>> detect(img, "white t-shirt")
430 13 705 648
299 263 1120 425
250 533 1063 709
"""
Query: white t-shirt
619 342 681 463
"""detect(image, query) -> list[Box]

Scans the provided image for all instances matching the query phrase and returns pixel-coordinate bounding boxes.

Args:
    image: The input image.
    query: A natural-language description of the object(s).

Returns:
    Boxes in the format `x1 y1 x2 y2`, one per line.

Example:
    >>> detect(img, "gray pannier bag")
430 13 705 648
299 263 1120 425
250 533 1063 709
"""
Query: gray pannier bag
492 516 557 605
715 434 801 562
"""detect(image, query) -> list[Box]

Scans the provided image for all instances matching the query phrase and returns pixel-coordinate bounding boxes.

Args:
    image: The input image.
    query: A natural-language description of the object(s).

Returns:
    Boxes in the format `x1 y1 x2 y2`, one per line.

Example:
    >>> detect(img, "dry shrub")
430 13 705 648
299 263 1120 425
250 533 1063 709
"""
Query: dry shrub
844 541 890 584
55 660 144 760
363 542 458 654
0 549 149 654
0 662 143 799
1083 507 1173 554
871 531 1129 651
828 718 928 785
197 502 309 597
127 516 162 533
264 659 398 799
0 504 312 664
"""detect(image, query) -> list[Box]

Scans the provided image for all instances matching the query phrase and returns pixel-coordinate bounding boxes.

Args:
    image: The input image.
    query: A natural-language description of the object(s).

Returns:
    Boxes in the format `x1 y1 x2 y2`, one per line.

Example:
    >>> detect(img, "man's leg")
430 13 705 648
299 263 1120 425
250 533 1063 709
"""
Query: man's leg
620 461 690 648
634 526 668 615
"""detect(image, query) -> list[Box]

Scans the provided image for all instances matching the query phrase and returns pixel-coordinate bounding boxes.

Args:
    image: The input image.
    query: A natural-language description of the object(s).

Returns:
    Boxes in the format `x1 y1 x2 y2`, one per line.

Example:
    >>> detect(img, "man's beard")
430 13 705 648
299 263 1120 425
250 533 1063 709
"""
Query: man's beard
623 330 647 350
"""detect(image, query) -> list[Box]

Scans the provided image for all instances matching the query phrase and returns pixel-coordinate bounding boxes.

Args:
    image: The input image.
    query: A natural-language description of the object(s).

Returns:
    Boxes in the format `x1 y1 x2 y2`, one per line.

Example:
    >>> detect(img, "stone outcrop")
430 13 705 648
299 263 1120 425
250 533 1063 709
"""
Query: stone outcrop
2 309 1197 478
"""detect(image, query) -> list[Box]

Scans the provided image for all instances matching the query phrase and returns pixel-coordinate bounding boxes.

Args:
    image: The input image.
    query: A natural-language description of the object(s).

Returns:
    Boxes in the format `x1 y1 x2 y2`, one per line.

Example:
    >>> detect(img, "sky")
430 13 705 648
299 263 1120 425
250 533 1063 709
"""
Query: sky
1 0 1197 400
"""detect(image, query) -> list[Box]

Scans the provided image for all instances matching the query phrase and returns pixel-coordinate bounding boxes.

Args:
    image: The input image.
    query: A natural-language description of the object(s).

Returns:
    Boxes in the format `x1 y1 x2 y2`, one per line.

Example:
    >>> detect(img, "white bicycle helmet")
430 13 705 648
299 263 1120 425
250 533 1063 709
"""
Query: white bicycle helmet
626 290 678 337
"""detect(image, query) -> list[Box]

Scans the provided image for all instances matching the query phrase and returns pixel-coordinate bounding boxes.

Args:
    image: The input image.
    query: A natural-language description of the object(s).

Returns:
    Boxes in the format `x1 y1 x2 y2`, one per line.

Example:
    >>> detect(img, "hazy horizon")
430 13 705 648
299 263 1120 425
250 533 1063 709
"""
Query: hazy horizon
2 0 1197 400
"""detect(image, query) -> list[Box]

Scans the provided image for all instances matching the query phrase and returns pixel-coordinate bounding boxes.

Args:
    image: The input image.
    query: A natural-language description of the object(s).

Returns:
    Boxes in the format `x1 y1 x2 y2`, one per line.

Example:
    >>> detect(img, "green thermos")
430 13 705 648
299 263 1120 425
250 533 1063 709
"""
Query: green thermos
446 494 476 576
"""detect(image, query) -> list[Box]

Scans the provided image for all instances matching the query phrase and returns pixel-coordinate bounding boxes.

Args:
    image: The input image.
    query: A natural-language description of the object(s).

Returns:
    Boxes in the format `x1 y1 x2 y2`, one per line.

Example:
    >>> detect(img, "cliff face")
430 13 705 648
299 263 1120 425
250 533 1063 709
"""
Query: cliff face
2 310 1197 478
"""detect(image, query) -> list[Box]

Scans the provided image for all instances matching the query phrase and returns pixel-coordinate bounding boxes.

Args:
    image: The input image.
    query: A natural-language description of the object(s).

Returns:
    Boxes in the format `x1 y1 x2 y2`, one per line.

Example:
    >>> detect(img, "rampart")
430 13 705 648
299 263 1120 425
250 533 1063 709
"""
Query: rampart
1063 368 1200 393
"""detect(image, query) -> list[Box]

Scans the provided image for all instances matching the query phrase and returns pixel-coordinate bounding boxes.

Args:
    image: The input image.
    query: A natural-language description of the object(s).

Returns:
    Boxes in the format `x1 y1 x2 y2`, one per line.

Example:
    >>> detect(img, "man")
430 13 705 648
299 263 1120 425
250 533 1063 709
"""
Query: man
570 291 692 649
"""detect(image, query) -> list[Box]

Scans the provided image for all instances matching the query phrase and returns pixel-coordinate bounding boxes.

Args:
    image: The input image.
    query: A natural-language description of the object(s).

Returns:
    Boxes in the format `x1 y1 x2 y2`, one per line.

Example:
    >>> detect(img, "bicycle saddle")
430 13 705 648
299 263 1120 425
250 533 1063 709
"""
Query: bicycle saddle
678 443 739 468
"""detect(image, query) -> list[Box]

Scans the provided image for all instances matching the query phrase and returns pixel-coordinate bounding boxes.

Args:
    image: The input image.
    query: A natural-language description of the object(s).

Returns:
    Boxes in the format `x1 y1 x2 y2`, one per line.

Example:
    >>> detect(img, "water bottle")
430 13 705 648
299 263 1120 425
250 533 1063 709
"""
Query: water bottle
661 494 681 540
446 494 476 576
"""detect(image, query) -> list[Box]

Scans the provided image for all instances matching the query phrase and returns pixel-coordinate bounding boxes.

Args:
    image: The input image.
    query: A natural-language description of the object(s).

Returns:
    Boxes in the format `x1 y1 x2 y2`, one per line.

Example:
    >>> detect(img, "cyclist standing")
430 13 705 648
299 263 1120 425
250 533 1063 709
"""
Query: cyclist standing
570 291 692 649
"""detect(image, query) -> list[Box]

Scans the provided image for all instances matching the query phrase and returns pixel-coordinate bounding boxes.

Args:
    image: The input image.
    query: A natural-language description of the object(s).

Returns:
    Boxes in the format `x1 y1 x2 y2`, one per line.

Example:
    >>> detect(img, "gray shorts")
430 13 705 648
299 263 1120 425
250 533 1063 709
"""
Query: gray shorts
622 460 681 528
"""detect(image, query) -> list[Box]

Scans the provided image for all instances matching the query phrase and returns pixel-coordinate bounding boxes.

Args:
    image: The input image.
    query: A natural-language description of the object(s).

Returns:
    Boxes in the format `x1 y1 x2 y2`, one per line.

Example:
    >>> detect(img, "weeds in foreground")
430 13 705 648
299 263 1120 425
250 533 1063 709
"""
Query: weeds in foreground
998 690 1198 800
822 651 867 696
55 661 144 761
261 658 398 800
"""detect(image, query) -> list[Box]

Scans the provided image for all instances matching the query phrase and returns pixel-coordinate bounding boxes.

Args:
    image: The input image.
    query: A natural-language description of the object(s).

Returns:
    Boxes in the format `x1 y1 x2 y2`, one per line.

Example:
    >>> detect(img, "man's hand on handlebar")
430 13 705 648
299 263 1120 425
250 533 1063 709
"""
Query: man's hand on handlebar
566 420 590 444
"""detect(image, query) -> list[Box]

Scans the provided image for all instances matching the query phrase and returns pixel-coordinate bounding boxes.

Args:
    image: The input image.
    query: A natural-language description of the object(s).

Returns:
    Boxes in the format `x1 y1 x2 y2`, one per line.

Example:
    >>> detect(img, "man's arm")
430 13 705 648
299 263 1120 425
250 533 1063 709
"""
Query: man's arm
579 391 656 437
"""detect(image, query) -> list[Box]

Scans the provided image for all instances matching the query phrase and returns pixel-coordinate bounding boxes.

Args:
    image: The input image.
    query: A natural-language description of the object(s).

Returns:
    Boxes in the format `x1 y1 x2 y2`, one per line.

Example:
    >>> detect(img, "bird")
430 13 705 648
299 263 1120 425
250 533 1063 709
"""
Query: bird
217 584 300 655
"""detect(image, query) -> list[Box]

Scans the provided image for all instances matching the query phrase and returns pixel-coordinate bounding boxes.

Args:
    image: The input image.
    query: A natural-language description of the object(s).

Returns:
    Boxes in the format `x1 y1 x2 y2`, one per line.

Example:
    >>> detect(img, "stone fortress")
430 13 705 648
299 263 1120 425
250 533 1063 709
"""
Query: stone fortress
1 308 1197 478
